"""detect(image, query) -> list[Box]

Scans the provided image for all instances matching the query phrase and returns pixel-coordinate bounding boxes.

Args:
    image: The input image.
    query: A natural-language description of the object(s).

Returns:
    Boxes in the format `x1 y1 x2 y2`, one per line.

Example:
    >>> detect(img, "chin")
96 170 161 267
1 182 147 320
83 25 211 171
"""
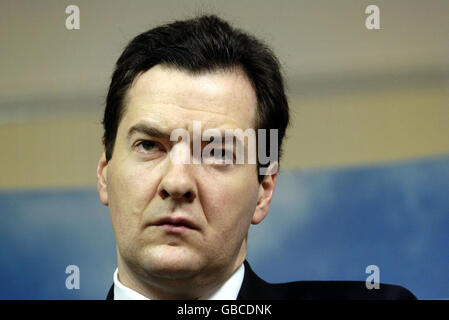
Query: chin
138 244 204 280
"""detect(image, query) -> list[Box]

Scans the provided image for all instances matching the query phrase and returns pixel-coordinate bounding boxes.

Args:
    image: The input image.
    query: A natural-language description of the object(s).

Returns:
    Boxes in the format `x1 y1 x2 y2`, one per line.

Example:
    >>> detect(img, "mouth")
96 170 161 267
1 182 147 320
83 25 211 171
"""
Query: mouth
151 216 198 233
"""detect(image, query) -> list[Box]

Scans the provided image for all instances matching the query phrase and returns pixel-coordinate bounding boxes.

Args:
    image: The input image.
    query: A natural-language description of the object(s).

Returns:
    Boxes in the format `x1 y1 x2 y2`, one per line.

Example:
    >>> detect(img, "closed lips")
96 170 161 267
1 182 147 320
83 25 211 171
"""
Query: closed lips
152 217 198 230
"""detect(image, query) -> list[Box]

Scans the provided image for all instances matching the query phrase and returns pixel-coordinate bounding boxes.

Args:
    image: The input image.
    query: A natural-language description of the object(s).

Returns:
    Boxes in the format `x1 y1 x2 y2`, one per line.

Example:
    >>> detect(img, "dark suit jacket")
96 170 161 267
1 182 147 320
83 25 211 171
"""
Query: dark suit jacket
106 260 416 300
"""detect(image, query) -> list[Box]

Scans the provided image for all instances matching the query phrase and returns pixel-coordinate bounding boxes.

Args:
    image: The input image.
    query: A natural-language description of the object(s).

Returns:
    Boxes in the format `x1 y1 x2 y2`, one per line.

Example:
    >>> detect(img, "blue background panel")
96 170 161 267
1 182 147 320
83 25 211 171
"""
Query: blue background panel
1 155 448 299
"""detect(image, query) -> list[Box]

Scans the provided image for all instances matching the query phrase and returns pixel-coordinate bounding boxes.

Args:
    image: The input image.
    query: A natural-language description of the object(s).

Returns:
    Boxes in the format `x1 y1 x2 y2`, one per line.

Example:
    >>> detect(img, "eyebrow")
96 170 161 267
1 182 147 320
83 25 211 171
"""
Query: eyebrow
127 122 247 150
127 123 172 141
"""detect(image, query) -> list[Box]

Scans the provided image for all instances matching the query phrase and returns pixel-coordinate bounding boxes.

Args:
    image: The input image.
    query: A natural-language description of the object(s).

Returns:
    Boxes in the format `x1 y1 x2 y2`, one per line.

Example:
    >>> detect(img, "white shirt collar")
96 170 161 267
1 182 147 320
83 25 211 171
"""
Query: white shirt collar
113 263 245 300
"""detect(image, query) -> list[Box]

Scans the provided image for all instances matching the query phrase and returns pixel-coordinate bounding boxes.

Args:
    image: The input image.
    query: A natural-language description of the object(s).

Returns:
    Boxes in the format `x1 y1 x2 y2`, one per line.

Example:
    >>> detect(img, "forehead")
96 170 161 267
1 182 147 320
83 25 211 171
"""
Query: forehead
120 64 258 133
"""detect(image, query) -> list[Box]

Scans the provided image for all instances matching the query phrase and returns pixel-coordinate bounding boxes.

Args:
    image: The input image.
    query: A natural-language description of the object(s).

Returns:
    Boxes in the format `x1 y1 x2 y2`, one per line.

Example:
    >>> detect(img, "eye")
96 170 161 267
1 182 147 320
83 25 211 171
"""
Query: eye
214 149 228 159
135 140 163 154
204 148 234 164
141 140 155 150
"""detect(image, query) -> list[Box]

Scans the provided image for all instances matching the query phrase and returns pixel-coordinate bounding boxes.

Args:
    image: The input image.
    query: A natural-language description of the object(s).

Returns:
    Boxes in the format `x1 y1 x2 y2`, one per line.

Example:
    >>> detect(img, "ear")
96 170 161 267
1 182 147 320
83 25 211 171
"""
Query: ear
97 151 109 206
251 162 278 225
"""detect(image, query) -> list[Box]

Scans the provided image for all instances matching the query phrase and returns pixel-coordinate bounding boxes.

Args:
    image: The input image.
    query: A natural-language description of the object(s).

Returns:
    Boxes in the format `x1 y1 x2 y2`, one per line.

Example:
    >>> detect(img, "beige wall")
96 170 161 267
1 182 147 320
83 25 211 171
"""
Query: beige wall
284 85 449 169
1 0 448 189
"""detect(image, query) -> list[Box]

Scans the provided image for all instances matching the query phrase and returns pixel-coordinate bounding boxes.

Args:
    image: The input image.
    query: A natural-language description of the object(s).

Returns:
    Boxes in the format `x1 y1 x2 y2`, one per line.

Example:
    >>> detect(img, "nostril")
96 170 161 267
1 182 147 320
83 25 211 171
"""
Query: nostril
159 189 195 201
160 189 170 199
185 191 196 202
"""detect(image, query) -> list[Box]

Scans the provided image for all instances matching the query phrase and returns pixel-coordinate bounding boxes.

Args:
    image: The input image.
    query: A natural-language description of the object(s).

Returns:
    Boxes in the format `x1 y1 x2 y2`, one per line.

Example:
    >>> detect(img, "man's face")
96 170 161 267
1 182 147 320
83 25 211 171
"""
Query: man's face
97 65 276 286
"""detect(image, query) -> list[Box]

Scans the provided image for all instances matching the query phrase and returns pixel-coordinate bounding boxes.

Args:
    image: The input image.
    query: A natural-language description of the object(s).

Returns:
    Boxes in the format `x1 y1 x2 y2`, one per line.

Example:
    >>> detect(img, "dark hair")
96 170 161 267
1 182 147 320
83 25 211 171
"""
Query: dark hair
103 15 289 183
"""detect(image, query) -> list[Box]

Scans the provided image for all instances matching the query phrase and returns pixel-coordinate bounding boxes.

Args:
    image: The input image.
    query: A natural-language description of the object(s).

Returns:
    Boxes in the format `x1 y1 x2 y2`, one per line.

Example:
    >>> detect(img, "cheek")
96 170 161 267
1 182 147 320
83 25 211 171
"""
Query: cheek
200 168 259 235
107 160 160 238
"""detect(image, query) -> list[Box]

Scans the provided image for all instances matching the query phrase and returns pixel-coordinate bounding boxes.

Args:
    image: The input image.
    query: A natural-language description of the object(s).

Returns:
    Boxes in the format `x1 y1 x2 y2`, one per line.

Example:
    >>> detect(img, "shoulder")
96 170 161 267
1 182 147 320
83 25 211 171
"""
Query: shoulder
278 280 417 300
238 261 416 300
106 284 114 300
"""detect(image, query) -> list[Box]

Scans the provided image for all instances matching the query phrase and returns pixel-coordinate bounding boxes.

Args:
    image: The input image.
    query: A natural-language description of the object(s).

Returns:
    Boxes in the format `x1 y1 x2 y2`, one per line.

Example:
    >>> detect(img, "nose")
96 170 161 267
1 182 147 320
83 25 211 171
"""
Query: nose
158 162 197 203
